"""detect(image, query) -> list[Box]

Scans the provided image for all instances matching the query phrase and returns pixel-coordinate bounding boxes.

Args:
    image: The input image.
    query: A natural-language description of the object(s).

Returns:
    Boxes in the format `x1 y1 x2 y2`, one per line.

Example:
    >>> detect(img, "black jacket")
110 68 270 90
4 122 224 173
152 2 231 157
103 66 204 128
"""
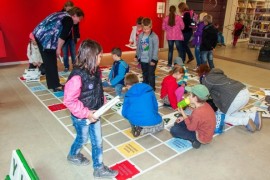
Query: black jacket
200 24 218 51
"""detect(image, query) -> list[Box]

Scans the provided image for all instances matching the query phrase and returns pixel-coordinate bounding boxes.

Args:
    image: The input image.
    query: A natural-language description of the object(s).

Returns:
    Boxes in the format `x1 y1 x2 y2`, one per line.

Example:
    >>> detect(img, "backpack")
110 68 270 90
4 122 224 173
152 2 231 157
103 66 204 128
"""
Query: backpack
184 10 198 29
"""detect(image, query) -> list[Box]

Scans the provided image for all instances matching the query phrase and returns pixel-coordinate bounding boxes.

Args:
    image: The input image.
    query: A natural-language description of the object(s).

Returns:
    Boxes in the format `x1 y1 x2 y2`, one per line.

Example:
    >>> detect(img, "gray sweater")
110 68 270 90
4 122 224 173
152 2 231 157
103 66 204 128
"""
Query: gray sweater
136 31 159 63
202 68 245 113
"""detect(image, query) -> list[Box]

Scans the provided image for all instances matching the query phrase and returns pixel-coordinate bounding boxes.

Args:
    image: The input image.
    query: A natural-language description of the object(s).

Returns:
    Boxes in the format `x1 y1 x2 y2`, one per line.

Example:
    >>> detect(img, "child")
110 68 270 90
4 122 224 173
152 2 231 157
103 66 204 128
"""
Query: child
129 16 143 47
61 1 81 72
173 57 188 86
102 47 129 98
200 14 218 69
170 84 216 149
122 73 164 137
135 17 159 91
63 39 118 179
192 12 207 71
214 23 226 46
162 5 184 67
160 66 185 110
27 33 45 75
232 19 245 47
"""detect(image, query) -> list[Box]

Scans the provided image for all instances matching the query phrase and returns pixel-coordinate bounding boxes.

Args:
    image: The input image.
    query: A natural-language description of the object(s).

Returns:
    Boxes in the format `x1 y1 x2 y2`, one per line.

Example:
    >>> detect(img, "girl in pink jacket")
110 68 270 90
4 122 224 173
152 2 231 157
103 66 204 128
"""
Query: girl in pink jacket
162 5 185 67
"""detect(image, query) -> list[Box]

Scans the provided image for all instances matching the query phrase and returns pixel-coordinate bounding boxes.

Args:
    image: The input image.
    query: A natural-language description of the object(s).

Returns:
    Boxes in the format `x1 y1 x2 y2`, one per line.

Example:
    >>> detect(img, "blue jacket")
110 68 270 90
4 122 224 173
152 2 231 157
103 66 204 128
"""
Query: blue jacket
109 60 129 86
122 83 162 126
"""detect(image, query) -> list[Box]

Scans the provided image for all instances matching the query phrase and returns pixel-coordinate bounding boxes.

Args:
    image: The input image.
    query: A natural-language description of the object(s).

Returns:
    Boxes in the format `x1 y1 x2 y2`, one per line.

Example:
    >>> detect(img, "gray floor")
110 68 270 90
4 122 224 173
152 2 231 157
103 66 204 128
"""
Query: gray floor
1 46 270 180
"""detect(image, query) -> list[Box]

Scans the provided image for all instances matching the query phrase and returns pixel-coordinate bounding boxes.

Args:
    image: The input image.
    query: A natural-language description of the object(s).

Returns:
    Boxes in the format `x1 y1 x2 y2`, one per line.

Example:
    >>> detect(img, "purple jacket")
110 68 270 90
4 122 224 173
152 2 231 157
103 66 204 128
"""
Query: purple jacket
192 22 205 46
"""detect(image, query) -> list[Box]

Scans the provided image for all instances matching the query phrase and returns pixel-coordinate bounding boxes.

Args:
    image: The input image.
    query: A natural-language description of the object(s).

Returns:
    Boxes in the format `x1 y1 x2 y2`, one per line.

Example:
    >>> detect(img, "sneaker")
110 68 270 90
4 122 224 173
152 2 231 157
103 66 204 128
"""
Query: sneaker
67 153 90 166
131 126 143 137
246 118 256 132
254 111 262 131
192 140 201 149
93 164 118 179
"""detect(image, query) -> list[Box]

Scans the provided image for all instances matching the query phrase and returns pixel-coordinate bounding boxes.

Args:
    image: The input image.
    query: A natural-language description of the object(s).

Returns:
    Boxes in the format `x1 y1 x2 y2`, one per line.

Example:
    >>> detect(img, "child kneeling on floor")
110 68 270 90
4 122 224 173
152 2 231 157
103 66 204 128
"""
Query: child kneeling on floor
160 66 185 110
122 73 164 137
170 84 216 149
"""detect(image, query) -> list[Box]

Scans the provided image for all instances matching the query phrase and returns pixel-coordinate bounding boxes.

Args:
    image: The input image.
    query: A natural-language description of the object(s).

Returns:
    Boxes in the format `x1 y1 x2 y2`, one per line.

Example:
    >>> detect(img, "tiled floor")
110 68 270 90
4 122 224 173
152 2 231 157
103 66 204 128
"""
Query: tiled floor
1 46 270 180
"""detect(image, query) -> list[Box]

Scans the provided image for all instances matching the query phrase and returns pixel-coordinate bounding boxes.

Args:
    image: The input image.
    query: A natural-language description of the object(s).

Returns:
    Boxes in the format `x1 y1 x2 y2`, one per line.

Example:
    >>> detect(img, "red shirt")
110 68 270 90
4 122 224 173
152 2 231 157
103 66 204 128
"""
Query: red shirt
160 75 178 109
185 103 216 144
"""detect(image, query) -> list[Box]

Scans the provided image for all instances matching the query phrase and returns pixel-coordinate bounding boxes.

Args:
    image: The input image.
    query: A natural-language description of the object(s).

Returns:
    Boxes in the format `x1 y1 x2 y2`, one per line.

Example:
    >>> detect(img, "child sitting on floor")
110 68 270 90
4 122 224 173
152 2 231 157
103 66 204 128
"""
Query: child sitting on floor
160 66 185 110
173 57 188 86
102 47 129 98
122 73 164 137
170 84 216 149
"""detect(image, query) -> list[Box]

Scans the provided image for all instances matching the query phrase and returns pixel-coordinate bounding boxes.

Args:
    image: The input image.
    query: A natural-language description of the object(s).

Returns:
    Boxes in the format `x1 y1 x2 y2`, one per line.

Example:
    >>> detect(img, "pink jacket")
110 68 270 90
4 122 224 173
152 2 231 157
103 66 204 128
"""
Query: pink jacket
162 15 185 40
63 75 90 119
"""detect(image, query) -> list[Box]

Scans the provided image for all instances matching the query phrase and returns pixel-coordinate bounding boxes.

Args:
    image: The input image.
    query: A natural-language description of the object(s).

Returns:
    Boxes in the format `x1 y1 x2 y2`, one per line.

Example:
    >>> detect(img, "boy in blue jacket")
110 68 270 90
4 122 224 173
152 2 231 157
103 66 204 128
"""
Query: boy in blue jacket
122 73 164 137
103 48 129 98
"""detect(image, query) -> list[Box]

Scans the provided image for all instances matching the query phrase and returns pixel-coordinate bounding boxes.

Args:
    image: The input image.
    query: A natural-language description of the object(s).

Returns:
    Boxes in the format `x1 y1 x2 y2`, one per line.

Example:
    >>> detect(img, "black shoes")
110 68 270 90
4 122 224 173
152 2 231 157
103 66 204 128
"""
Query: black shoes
53 84 65 92
192 140 201 149
131 126 143 137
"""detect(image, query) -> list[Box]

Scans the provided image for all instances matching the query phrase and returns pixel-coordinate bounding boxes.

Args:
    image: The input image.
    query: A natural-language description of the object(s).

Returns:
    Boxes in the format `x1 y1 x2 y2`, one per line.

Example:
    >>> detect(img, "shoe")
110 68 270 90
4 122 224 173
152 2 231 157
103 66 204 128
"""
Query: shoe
93 164 118 179
254 111 262 131
186 57 194 64
163 103 171 108
53 87 63 92
64 68 69 72
131 126 143 137
67 153 90 166
246 119 256 132
192 67 198 71
192 140 201 149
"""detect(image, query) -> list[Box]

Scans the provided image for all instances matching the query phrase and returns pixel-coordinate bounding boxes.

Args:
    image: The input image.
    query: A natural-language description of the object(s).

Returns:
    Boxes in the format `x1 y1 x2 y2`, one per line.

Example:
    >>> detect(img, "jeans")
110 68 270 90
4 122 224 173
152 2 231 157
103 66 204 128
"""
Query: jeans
167 40 184 66
62 39 76 69
194 45 201 67
170 121 197 143
218 32 225 44
182 31 194 62
224 88 256 126
141 62 157 91
69 115 103 169
200 51 214 69
102 81 124 97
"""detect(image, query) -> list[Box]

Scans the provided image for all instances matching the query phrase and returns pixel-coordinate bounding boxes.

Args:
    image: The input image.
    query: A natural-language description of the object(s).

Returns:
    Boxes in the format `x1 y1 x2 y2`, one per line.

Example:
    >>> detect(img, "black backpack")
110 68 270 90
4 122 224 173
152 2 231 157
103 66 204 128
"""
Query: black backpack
258 41 270 62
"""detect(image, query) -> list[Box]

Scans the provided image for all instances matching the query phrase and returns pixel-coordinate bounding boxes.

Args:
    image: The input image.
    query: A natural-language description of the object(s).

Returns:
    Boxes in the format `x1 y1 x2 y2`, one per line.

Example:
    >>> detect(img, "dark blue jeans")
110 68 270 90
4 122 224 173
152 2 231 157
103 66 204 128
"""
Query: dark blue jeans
167 40 184 66
170 121 197 143
141 62 157 91
62 39 76 69
194 45 201 67
201 51 214 69
182 31 194 62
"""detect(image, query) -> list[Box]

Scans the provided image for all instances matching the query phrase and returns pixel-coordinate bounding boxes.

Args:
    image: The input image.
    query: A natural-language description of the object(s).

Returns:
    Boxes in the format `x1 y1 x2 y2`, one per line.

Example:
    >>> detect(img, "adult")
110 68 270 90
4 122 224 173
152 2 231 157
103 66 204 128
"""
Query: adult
201 68 262 132
178 2 194 64
162 5 184 67
61 1 81 72
33 7 84 92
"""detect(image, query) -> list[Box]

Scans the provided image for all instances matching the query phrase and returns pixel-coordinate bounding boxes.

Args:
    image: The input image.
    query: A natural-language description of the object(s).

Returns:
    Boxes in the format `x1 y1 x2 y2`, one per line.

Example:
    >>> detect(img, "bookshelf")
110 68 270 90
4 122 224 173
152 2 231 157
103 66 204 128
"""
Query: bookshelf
248 0 270 48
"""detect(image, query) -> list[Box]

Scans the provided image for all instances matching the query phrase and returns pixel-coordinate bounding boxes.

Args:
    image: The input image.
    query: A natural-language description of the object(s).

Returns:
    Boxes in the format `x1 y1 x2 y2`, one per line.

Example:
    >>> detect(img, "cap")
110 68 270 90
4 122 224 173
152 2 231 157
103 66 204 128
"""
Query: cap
185 84 209 100
174 57 184 66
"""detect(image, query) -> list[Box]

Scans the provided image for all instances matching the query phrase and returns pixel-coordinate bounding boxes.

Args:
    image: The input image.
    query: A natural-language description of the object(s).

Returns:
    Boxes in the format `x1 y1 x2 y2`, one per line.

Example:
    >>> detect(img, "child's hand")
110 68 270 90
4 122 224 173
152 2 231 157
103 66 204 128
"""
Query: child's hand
175 117 184 123
150 62 155 66
88 110 98 123
103 95 107 104
178 107 187 119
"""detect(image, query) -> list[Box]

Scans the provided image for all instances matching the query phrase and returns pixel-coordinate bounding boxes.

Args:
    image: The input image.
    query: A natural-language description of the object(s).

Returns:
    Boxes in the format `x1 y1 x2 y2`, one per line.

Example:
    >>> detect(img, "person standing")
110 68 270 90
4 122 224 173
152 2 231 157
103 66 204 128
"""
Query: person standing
135 18 159 91
61 1 81 72
33 7 84 92
162 5 184 67
178 2 194 64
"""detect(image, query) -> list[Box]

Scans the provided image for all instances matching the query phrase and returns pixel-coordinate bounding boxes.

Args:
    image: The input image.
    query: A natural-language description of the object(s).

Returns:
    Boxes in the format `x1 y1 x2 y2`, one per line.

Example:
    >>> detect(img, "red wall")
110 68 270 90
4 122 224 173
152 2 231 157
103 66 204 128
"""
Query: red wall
0 0 165 63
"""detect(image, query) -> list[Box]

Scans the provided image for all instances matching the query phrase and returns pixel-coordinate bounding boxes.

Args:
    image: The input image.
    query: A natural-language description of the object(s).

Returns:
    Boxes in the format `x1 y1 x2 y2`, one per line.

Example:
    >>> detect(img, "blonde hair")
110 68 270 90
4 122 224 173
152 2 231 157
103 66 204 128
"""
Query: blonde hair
203 15 213 24
199 12 208 22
